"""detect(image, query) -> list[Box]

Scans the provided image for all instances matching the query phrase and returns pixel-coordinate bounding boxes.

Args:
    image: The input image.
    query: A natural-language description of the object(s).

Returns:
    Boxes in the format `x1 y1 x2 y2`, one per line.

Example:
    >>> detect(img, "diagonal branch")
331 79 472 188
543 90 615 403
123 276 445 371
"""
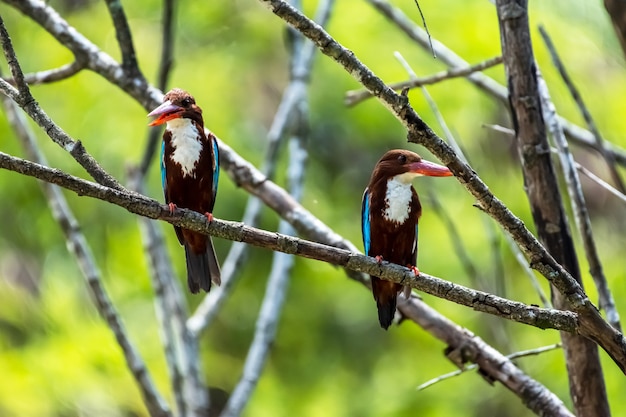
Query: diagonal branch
104 0 140 77
345 55 503 107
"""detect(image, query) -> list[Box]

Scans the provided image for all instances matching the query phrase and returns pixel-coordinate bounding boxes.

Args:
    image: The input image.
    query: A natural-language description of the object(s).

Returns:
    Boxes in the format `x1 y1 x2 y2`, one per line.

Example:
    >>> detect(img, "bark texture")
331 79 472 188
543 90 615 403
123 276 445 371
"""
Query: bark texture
495 1 611 416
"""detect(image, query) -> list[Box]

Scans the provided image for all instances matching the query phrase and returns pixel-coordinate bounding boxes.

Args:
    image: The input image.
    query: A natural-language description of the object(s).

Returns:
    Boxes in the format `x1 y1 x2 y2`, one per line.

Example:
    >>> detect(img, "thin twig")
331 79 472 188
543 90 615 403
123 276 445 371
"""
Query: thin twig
577 164 626 204
0 88 171 417
537 68 621 331
6 61 85 85
484 124 626 204
345 56 502 106
104 0 140 77
417 343 562 391
539 25 625 194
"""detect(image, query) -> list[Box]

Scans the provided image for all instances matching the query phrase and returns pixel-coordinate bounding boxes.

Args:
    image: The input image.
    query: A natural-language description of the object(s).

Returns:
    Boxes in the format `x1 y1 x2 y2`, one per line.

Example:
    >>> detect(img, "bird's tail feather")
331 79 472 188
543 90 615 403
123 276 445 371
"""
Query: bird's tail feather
184 239 221 293
372 277 400 330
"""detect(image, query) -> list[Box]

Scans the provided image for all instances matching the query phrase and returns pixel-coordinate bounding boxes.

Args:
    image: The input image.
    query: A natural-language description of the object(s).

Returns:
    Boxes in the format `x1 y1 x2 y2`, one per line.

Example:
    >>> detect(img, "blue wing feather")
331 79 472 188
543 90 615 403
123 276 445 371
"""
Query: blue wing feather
160 140 166 194
212 135 219 200
361 189 371 255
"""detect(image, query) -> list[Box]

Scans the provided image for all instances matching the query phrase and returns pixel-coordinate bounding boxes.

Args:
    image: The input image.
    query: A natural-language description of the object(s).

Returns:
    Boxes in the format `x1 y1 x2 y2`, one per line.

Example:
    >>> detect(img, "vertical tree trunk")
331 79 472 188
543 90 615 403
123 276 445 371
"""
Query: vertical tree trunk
605 0 626 59
495 1 611 416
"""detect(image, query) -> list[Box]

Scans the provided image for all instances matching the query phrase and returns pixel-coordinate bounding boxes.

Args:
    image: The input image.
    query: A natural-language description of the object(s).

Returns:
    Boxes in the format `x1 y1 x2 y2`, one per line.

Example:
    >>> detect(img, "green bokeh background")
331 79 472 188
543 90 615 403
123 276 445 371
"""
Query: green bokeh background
1 0 625 416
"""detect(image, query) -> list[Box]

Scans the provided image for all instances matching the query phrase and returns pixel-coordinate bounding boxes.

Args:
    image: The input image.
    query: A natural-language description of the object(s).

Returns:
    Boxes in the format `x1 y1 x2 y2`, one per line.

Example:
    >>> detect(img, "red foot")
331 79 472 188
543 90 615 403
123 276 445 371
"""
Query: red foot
375 255 384 264
407 265 420 276
168 202 177 214
204 212 214 223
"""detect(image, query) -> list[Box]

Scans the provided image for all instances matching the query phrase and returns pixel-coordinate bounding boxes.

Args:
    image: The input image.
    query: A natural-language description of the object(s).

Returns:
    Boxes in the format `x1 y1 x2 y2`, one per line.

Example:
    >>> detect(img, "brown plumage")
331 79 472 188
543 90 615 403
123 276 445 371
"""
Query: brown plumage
362 150 451 329
148 89 221 293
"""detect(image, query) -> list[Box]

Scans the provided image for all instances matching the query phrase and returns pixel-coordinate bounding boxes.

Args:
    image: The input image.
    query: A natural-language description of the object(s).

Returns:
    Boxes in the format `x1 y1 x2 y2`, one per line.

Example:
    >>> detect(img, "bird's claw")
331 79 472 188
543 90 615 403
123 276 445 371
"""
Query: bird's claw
407 265 420 276
375 255 384 264
205 212 214 223
168 202 177 214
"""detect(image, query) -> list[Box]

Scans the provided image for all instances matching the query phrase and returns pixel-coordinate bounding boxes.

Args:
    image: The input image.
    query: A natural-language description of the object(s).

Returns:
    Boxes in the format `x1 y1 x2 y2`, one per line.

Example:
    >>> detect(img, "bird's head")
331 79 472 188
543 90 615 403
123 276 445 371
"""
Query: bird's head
371 149 452 184
148 88 203 127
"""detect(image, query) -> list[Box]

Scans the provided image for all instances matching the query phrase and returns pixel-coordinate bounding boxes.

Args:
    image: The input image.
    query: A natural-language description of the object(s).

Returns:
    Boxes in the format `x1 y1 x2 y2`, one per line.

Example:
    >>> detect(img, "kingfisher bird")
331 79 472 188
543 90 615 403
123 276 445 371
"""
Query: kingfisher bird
361 149 452 329
148 88 221 293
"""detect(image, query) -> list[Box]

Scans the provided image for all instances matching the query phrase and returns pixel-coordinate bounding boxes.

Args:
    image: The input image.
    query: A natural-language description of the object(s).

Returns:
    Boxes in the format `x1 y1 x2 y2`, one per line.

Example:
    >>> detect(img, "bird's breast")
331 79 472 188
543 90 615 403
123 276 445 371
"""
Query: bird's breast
167 120 204 178
383 177 413 224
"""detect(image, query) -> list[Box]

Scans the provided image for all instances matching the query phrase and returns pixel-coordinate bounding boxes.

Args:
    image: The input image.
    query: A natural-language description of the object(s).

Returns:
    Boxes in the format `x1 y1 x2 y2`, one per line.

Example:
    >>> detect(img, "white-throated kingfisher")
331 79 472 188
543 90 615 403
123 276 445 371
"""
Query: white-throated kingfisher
148 88 221 293
362 149 452 329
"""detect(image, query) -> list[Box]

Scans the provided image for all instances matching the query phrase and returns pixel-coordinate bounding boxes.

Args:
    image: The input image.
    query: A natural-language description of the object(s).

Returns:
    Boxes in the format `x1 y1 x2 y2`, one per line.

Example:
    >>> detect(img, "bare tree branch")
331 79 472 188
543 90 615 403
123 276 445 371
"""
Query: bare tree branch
10 61 85 85
104 0 140 77
417 343 562 391
345 55 503 107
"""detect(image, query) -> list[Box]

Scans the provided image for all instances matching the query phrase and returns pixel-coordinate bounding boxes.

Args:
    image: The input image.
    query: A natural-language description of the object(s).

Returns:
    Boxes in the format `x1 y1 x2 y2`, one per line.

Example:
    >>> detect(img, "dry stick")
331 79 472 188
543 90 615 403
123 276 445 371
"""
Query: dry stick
539 26 625 194
495 2 610 416
364 0 626 167
253 0 626 372
0 151 580 332
417 343 562 391
0 93 171 417
398 298 573 417
104 0 140 77
578 164 626 204
345 55 503 106
536 70 621 331
16 61 84 85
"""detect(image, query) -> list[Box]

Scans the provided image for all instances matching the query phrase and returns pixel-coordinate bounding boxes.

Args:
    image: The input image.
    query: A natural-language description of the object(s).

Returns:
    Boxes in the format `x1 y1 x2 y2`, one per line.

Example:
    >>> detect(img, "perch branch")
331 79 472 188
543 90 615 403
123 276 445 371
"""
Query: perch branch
0 150 580 333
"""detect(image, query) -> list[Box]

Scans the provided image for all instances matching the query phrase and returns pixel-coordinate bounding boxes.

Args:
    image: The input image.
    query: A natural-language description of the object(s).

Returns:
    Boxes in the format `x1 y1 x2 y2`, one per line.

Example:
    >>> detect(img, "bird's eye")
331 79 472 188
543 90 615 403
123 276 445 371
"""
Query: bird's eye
181 98 191 107
398 154 407 164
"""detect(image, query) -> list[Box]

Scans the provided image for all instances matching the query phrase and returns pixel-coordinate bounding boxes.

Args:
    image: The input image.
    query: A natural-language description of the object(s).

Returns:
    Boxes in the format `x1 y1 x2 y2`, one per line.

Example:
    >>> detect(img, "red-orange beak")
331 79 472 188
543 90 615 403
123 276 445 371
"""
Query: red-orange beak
408 160 452 177
147 101 184 126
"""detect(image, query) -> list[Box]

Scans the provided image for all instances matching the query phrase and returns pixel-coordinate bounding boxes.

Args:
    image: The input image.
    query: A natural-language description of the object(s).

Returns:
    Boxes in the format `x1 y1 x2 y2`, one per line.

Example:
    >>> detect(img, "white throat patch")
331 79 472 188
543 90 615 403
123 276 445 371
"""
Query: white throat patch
166 118 203 178
383 173 418 223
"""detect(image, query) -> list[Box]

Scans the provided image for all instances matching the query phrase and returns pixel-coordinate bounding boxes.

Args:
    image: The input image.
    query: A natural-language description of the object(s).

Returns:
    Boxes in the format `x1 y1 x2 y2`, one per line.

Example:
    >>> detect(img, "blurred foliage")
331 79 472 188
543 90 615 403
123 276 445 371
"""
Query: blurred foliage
0 0 626 416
